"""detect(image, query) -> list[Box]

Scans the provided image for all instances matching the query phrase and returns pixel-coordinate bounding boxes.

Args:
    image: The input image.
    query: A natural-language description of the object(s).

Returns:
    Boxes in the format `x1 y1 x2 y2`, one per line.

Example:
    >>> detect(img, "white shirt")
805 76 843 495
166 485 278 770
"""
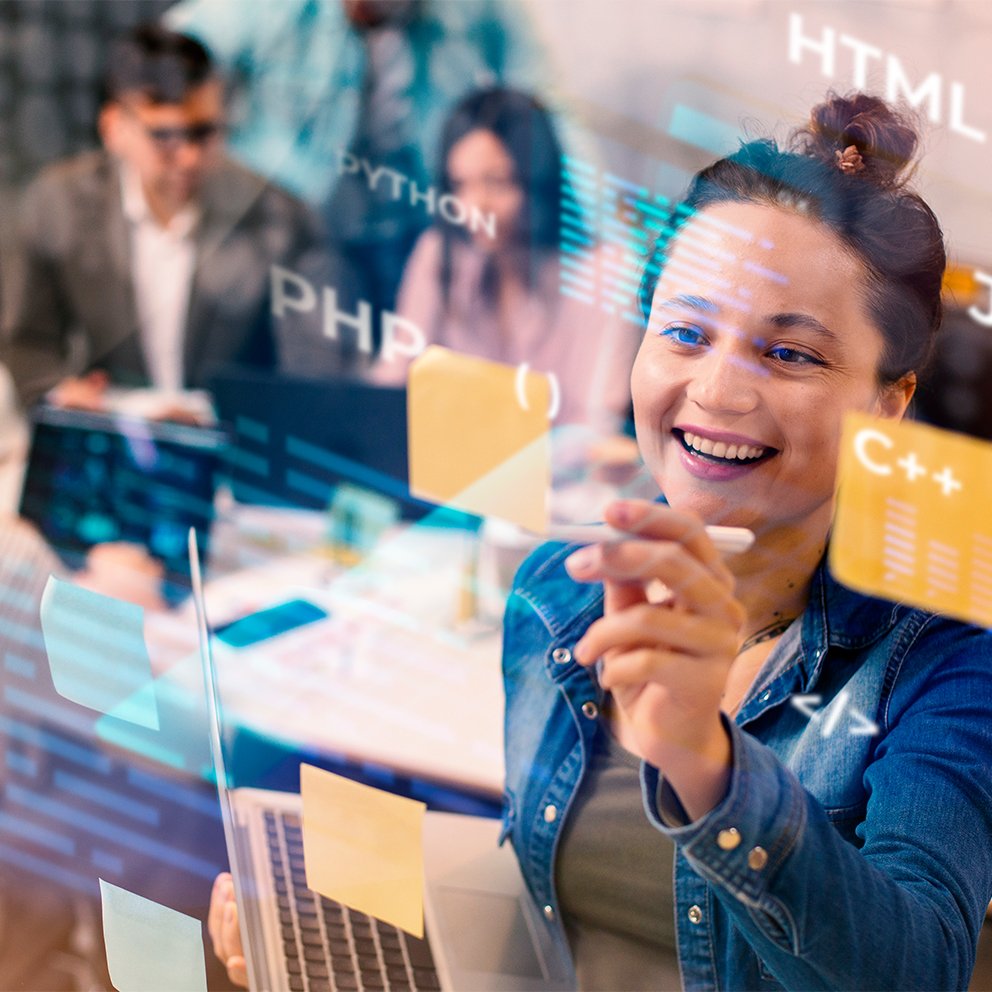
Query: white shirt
120 164 199 392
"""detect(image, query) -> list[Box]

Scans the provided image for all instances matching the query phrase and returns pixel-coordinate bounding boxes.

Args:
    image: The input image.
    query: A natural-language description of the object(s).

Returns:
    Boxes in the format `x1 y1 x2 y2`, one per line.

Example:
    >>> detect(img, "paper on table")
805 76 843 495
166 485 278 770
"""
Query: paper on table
831 411 992 627
40 576 159 730
301 763 426 938
99 879 206 992
407 346 552 533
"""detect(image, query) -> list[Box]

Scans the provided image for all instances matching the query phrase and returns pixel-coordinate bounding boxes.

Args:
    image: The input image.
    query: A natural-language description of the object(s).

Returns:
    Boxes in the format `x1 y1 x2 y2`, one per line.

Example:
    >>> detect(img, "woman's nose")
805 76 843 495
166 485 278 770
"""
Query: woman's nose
685 348 762 414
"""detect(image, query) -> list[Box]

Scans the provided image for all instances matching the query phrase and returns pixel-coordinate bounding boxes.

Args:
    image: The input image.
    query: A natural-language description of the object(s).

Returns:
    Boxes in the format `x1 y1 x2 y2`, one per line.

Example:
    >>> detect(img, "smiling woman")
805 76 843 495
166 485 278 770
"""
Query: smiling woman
500 93 992 991
634 200 912 536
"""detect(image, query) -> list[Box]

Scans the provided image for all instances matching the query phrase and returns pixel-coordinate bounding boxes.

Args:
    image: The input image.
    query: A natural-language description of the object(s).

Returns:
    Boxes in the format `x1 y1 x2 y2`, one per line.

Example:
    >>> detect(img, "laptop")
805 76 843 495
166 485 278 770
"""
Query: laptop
19 405 225 601
188 530 575 992
209 369 437 520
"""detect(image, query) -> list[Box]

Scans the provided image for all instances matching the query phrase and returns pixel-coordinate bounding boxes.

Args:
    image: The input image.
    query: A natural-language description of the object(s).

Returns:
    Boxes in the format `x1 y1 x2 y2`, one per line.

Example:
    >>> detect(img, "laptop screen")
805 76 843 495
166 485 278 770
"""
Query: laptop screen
209 368 436 519
19 406 226 600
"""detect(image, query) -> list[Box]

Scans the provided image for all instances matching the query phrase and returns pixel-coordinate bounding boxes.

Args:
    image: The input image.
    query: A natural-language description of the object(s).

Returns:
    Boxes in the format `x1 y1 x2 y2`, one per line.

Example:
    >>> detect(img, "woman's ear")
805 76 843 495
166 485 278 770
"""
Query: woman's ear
875 371 916 421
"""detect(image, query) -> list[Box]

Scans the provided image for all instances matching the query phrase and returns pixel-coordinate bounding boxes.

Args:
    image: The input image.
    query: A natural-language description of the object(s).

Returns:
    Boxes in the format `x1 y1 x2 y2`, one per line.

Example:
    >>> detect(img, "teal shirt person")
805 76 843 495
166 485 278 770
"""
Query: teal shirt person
165 0 556 351
164 0 550 207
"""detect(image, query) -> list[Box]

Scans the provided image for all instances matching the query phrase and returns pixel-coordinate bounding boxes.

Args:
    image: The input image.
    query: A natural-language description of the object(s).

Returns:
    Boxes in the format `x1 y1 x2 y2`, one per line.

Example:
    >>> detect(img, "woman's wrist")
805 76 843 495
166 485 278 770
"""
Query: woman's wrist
652 718 733 823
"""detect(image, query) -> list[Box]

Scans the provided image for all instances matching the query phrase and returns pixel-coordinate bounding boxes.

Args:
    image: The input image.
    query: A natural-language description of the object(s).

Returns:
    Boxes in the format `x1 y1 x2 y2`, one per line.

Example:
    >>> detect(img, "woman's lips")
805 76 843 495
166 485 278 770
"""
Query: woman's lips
673 429 777 481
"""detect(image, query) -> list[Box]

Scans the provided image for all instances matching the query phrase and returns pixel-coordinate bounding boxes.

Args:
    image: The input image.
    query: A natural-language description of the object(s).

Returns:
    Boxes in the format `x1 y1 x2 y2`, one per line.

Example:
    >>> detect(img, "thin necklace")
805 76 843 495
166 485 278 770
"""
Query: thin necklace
737 617 795 655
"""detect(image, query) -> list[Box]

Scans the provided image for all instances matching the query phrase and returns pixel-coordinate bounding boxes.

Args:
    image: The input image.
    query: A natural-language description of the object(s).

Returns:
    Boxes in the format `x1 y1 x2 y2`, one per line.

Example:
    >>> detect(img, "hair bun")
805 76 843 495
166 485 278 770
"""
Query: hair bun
799 92 919 188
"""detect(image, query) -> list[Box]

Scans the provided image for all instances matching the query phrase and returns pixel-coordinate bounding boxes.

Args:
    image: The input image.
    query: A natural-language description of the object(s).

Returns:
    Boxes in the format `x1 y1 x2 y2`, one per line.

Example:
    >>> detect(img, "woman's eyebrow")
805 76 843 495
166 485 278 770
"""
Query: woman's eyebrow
659 294 719 314
767 312 840 343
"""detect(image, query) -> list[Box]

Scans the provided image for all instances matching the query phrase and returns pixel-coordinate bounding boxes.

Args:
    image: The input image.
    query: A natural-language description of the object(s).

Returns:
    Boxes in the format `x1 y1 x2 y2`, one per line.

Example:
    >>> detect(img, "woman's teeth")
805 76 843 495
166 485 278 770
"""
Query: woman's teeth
682 431 767 461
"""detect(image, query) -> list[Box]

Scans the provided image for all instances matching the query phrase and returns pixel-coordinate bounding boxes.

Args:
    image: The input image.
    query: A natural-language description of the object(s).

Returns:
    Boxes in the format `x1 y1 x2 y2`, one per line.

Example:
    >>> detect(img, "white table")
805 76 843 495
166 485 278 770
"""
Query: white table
146 504 507 799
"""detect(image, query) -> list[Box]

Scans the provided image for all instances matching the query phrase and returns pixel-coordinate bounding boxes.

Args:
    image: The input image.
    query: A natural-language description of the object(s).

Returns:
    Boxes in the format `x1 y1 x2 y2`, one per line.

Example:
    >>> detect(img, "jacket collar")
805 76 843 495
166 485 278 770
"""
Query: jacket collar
798 554 911 689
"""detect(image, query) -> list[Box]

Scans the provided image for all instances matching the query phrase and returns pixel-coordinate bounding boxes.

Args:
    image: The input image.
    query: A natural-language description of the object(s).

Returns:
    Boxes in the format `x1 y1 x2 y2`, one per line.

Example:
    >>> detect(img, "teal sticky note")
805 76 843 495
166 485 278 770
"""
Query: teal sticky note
96 652 213 778
100 879 207 992
40 576 159 730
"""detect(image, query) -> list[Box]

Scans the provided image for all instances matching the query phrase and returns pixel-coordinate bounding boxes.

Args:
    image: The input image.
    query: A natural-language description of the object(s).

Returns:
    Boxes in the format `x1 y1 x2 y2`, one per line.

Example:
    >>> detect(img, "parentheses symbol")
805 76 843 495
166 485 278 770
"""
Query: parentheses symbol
546 373 561 421
516 363 561 421
515 362 530 412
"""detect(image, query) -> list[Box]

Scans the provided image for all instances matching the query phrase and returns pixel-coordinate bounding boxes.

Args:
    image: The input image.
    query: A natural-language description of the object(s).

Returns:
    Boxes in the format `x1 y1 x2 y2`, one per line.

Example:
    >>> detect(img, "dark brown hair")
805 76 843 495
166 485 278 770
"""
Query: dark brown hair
639 93 946 384
103 24 214 106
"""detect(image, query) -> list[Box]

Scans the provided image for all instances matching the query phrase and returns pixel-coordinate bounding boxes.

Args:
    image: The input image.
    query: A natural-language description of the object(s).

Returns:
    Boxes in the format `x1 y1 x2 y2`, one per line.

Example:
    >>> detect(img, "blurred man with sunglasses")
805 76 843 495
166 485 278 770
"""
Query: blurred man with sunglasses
2 23 327 414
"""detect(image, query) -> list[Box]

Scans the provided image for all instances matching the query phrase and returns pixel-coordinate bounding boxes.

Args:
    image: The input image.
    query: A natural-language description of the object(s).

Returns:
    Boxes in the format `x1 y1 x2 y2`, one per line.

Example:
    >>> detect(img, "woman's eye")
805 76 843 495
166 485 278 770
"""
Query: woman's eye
767 346 822 366
660 324 707 347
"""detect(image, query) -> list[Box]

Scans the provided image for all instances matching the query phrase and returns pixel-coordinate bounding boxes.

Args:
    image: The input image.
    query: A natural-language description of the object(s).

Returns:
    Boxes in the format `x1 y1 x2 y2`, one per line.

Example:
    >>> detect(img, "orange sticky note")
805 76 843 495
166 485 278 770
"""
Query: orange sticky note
831 412 992 627
407 346 551 532
300 763 426 938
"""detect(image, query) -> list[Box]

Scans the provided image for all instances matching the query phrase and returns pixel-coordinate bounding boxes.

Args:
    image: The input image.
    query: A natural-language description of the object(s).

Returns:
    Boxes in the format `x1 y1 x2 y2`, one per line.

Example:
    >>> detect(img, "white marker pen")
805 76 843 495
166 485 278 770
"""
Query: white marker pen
542 523 755 556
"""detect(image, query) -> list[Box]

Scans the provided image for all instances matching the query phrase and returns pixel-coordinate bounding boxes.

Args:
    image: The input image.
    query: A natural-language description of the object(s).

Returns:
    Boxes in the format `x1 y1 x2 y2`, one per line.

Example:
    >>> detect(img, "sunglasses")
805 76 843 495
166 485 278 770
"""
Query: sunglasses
134 117 223 150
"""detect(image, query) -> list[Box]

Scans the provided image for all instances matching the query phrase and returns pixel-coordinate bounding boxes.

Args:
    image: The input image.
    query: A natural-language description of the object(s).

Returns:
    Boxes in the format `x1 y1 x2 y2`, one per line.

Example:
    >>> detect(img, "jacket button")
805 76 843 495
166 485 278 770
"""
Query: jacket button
543 904 555 921
544 804 557 823
716 828 741 851
748 846 769 870
759 689 771 703
581 701 598 719
552 647 571 665
687 905 703 925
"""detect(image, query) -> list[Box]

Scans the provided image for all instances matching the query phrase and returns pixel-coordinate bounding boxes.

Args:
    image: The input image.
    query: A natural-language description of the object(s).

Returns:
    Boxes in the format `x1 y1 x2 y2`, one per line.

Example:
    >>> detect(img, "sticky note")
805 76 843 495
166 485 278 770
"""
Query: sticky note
40 576 159 729
831 412 992 626
100 879 207 992
301 763 426 938
408 346 551 532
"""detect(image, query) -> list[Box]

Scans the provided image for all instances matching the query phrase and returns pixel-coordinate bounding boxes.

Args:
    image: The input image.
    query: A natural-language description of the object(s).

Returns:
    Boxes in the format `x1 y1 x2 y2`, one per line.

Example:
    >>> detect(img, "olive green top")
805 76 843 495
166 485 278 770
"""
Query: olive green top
555 725 681 991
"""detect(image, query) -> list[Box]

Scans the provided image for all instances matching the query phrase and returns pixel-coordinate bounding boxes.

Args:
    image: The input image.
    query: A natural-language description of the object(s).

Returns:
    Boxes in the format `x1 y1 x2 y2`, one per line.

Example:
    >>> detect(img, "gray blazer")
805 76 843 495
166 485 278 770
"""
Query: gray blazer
1 151 328 405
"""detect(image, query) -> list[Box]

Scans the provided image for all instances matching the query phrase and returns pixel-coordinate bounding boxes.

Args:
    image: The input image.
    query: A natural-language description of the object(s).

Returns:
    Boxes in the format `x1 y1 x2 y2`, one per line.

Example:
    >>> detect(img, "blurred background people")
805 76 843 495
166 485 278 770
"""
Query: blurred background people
376 87 639 437
0 23 326 414
165 0 553 362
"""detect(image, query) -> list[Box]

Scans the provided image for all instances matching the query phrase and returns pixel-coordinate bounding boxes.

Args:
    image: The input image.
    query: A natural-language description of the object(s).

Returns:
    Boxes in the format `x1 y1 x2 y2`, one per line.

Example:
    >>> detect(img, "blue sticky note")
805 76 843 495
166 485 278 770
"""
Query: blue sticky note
40 576 159 730
100 879 207 992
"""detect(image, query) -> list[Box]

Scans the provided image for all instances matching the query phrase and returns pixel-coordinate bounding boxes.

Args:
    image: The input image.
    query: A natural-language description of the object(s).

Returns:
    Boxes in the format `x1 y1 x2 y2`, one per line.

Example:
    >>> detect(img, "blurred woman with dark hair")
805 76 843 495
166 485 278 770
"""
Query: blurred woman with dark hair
374 87 639 435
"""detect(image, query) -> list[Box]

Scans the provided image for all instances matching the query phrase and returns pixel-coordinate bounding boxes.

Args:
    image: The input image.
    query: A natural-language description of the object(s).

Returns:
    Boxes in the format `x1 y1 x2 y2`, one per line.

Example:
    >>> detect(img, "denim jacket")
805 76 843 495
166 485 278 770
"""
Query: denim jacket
501 540 992 991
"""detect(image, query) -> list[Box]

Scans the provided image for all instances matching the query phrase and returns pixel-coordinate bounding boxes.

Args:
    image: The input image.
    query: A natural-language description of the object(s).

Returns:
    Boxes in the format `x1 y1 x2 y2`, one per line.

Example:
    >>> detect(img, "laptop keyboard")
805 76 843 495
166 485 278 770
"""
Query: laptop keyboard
266 810 441 992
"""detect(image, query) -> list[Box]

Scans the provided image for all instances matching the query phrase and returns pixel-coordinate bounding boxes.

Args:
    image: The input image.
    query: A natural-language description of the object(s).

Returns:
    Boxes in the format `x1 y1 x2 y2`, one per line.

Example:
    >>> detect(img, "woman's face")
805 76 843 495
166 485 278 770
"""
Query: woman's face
446 128 524 250
632 200 913 537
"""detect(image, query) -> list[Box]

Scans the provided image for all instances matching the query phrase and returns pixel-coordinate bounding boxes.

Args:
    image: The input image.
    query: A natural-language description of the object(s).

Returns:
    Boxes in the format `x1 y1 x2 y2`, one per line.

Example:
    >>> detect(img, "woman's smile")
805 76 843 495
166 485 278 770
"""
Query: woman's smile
672 425 778 481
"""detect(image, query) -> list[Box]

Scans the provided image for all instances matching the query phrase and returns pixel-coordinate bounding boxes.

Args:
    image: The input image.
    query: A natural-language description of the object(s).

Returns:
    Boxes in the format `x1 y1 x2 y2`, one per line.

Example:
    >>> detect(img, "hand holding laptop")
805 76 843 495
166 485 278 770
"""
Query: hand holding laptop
209 873 248 988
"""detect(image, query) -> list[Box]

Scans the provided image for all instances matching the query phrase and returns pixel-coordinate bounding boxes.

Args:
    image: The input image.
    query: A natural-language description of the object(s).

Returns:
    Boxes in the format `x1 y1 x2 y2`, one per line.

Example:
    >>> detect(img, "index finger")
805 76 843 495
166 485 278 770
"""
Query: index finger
604 500 734 585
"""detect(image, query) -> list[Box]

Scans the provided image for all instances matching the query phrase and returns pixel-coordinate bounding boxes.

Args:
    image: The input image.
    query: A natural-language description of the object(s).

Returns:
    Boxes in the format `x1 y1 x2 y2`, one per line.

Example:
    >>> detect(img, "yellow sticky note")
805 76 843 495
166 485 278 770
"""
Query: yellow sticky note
407 346 551 532
832 412 992 627
301 763 426 938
